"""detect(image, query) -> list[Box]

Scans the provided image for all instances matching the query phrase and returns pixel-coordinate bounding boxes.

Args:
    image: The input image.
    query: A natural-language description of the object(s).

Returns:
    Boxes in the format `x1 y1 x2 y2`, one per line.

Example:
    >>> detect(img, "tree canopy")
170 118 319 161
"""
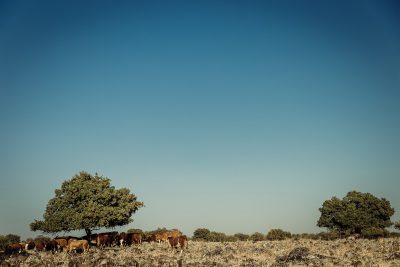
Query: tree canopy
30 171 144 236
317 191 394 236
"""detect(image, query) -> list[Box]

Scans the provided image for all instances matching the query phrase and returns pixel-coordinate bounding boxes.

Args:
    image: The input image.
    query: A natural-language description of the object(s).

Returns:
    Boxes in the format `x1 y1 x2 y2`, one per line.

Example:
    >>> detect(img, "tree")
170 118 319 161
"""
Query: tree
395 221 400 231
317 191 394 236
30 171 144 236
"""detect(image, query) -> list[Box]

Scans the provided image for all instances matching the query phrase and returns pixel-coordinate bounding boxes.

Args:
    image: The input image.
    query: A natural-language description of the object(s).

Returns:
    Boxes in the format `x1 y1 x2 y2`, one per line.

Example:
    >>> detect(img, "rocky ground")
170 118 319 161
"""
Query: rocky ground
1 238 400 266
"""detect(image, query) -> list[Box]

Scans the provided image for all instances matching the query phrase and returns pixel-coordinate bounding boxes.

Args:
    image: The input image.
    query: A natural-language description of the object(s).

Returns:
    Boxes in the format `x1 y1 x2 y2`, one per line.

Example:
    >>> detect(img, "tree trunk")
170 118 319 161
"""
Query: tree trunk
85 228 92 237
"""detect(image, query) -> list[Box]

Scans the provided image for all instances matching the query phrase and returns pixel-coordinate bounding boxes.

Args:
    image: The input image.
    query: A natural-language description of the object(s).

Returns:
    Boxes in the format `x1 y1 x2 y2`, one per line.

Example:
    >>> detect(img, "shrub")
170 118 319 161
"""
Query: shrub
250 232 265 241
361 227 387 239
266 229 291 240
234 233 249 241
127 228 144 234
207 231 227 242
0 234 20 251
316 231 340 240
192 228 211 241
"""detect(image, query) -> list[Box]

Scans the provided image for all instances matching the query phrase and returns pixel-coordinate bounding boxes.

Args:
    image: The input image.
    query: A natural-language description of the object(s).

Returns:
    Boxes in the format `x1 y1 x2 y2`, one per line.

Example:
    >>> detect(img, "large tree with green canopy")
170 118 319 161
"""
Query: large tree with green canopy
30 171 144 236
317 191 394 236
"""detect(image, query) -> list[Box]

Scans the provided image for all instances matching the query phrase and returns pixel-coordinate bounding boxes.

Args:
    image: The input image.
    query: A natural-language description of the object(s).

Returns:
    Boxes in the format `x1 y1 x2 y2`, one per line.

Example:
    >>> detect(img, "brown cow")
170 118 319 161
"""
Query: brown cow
34 241 45 252
167 230 181 238
155 232 169 243
68 240 89 253
54 238 68 252
96 232 118 247
168 235 188 254
119 232 142 246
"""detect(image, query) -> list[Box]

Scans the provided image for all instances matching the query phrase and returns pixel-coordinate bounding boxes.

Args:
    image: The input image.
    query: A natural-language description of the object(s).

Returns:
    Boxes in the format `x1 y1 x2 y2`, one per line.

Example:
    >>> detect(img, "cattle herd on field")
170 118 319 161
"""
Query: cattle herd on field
4 230 188 255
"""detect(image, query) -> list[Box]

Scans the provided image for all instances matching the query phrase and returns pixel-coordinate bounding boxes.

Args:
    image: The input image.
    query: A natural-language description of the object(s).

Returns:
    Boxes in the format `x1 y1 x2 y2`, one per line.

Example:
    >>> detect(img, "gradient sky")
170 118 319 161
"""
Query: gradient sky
1 0 400 239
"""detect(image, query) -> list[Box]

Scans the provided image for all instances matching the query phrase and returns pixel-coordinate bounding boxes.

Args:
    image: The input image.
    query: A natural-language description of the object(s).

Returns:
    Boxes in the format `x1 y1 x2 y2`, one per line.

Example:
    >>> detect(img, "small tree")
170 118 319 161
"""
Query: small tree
30 171 144 236
266 229 291 240
317 191 394 236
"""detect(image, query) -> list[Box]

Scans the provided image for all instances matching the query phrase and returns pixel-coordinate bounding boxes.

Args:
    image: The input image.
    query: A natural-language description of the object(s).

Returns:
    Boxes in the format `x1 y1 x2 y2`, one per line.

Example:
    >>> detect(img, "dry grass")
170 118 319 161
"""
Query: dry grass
1 238 400 266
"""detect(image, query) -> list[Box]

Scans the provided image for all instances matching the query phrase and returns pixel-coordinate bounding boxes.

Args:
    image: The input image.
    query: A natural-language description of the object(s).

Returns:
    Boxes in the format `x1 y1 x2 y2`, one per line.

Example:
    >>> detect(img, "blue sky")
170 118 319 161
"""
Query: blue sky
1 0 400 239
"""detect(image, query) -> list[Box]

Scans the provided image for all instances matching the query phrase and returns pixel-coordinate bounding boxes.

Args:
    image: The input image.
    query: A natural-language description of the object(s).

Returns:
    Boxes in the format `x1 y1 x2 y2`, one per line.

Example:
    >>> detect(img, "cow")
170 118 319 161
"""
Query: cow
155 232 169 243
34 241 45 252
118 232 127 246
119 232 142 246
168 235 188 254
54 238 68 252
68 240 89 253
167 230 181 239
96 232 118 247
129 233 142 245
143 234 157 243
67 238 79 245
24 240 35 250
4 243 23 255
82 234 98 246
45 240 58 252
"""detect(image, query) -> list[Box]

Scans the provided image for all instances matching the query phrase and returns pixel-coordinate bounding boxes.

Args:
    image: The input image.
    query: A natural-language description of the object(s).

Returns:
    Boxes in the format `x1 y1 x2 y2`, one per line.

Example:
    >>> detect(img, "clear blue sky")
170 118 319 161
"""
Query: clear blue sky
1 0 399 239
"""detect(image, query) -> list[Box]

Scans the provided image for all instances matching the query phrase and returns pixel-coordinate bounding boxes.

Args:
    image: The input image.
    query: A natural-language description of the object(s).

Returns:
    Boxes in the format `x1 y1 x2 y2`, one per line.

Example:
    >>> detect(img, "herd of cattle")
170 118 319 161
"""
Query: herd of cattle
4 230 188 255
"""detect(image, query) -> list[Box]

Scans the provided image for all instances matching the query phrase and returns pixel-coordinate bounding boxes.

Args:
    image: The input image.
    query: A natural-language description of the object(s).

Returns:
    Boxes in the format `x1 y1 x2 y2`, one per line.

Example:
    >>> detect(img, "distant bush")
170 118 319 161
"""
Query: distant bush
361 227 387 239
388 232 400 238
234 233 249 241
127 228 144 234
208 232 228 242
0 234 20 251
266 229 291 240
395 222 400 231
224 235 238 242
250 232 265 242
193 228 211 241
316 231 340 240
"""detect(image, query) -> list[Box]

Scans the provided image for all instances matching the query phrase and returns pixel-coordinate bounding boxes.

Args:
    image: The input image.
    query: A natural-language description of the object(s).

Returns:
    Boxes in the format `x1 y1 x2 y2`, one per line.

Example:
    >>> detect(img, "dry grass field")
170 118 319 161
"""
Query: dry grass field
2 238 400 267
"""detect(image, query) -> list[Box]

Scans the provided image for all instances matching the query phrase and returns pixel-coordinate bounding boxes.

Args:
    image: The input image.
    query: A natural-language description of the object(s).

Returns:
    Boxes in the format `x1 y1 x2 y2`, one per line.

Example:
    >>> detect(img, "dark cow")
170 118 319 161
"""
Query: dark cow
142 234 157 243
168 235 188 254
4 243 22 255
96 232 118 247
25 240 35 250
119 232 142 246
45 240 58 252
118 232 127 246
